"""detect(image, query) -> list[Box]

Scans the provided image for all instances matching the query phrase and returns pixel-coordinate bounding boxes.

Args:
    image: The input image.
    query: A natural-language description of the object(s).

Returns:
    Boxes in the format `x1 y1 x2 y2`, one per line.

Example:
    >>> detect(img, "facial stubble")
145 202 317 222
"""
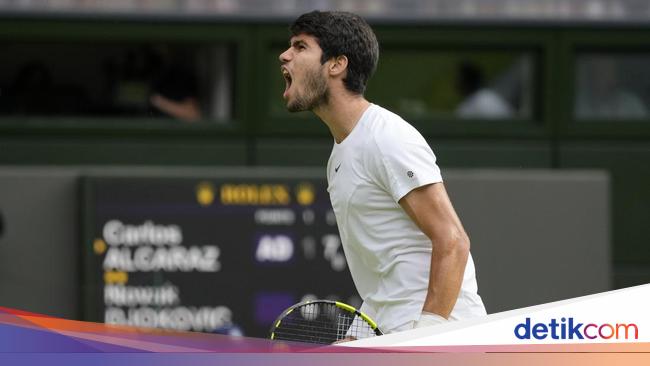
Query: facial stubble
287 64 329 112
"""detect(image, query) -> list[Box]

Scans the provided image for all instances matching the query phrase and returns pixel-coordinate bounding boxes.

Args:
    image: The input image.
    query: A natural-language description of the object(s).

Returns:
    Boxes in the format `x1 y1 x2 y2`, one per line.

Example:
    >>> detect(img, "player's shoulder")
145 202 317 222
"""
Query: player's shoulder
364 104 427 148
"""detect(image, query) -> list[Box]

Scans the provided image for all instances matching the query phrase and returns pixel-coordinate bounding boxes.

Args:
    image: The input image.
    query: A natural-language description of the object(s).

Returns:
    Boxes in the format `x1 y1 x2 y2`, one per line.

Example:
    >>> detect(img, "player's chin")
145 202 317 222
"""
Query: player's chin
286 100 305 113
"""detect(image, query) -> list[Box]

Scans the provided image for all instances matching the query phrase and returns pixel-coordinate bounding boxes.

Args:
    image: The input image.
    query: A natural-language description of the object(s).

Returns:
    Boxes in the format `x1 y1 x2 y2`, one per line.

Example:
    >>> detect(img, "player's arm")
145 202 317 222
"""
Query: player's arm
150 94 202 122
398 182 469 323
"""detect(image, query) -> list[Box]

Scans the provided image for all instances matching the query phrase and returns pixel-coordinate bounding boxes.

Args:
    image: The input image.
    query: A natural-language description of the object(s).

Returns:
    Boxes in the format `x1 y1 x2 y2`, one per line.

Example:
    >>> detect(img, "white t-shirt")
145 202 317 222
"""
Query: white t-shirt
327 104 486 333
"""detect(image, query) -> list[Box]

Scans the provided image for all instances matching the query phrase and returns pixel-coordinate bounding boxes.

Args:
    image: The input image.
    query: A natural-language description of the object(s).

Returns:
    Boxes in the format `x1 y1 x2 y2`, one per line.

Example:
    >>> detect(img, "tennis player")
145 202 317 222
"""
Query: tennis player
279 11 487 334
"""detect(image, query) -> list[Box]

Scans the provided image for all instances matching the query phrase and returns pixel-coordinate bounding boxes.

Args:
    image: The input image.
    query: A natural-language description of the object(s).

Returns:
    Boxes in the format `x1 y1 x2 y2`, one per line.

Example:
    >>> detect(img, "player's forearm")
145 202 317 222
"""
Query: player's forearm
150 94 202 122
421 235 470 318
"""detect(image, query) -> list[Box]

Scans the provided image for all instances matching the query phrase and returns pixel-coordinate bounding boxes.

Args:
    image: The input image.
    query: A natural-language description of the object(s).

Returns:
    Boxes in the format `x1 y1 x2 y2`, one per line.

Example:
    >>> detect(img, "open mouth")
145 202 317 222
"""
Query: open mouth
282 68 292 98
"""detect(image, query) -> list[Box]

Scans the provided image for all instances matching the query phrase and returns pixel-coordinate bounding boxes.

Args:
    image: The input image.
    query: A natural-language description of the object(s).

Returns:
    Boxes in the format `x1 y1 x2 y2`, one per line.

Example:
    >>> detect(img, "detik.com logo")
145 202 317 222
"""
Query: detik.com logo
514 317 638 340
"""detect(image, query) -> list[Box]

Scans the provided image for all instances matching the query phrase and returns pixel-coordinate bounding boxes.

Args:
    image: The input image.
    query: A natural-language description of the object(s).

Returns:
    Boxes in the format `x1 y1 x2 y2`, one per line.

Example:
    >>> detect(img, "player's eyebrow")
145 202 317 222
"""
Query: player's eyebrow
290 39 308 48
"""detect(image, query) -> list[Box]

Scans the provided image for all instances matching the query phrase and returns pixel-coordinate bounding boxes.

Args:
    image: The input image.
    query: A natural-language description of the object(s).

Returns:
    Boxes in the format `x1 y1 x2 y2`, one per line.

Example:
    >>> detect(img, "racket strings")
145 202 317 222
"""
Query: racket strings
274 304 345 343
272 302 377 344
347 314 375 339
336 313 350 340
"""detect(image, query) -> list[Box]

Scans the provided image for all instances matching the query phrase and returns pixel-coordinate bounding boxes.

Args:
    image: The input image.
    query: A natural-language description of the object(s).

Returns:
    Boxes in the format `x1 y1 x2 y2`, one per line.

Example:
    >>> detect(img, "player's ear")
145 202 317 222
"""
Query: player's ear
328 55 348 77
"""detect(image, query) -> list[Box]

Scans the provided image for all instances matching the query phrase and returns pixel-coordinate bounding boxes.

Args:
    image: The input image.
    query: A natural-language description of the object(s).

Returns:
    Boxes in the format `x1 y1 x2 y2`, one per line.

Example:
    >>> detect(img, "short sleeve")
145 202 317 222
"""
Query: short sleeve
368 124 443 202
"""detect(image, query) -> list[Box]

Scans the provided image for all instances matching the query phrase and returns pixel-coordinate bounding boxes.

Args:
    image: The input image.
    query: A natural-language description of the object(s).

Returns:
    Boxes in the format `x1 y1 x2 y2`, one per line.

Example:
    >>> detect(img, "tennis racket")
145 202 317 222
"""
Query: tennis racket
269 300 382 344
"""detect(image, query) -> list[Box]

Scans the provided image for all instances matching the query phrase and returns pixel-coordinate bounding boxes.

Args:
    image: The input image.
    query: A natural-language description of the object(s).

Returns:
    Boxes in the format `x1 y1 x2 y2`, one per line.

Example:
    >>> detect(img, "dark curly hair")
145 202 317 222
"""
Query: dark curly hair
290 10 379 95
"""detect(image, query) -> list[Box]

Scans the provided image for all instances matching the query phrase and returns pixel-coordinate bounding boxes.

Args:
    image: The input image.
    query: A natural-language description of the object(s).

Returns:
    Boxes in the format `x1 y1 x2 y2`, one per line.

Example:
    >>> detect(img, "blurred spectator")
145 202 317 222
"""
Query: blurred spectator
111 49 151 114
0 42 224 121
148 46 203 122
455 61 513 119
575 57 647 119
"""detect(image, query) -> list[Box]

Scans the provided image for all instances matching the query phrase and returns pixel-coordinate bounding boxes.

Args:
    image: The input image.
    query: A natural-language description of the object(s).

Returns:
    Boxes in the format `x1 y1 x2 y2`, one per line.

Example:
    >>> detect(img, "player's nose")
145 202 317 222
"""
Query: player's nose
279 48 292 63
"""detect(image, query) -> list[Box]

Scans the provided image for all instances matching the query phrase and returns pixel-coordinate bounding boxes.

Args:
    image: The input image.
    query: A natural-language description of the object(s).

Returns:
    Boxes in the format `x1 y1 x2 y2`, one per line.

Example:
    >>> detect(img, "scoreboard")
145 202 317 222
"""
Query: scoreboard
82 171 359 338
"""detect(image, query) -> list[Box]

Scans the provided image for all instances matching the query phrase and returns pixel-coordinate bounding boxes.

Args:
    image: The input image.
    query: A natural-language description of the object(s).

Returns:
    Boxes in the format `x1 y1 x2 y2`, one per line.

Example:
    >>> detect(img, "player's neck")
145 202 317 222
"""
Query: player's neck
313 92 370 144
